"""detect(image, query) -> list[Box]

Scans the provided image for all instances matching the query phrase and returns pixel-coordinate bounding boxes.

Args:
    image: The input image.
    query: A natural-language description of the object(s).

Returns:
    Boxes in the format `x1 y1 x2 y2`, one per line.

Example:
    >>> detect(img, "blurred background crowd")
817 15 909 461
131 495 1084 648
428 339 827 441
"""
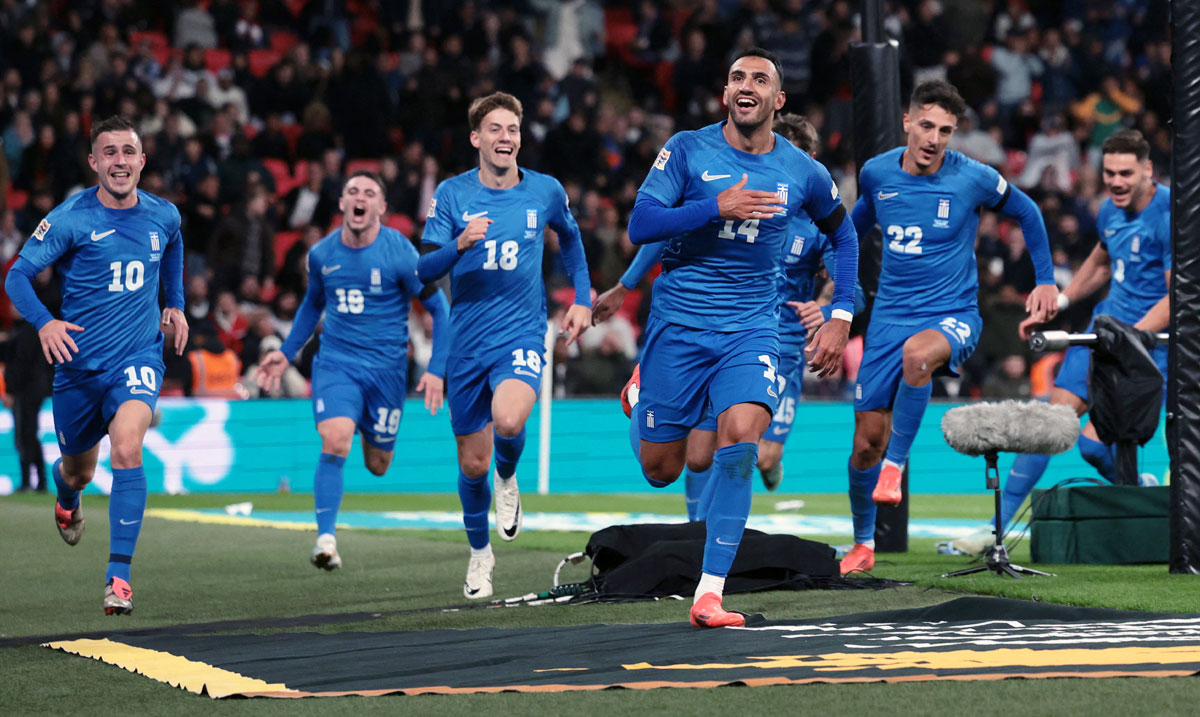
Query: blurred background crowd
0 0 1173 404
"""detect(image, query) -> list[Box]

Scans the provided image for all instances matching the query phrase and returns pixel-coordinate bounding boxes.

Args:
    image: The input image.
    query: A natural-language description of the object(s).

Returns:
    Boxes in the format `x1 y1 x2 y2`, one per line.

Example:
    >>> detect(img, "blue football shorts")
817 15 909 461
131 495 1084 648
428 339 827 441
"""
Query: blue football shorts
52 348 165 456
636 315 780 443
763 339 806 444
446 336 545 436
311 355 409 450
854 311 982 412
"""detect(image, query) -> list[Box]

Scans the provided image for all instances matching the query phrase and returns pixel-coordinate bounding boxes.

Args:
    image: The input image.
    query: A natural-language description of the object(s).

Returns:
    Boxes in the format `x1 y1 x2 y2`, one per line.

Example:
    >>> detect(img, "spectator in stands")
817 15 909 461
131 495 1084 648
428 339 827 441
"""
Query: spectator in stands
208 67 249 125
175 1 218 50
252 112 292 162
210 184 275 292
284 160 335 230
295 101 337 162
174 135 218 198
277 223 321 297
981 354 1033 400
212 289 249 355
181 172 221 273
1017 114 1078 193
240 307 283 373
185 326 243 398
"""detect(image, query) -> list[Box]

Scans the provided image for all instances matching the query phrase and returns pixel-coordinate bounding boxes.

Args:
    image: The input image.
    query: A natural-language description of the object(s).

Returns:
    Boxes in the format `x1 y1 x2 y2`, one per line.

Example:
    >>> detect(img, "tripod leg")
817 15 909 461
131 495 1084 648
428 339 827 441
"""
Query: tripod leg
1008 563 1057 577
941 565 991 578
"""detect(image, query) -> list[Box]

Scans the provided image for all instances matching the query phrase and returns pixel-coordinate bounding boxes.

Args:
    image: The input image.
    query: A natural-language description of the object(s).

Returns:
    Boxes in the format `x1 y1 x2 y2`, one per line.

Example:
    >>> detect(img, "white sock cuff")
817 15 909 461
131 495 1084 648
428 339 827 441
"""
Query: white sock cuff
694 573 726 603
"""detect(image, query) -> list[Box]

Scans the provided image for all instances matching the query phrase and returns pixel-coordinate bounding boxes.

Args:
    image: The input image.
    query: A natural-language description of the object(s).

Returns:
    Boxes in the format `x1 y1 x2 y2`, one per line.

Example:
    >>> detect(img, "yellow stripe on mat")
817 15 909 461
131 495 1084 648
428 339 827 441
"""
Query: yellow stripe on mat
145 508 314 531
45 638 294 699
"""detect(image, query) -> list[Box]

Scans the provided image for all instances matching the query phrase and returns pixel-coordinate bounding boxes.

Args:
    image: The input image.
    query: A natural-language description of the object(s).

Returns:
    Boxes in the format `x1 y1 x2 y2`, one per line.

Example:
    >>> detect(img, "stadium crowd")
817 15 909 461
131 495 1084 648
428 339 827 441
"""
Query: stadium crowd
0 0 1172 401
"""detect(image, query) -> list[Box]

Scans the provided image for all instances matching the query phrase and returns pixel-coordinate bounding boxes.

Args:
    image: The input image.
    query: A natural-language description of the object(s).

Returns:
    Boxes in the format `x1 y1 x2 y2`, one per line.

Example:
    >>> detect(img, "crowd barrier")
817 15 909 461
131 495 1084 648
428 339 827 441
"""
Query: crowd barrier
0 397 1169 496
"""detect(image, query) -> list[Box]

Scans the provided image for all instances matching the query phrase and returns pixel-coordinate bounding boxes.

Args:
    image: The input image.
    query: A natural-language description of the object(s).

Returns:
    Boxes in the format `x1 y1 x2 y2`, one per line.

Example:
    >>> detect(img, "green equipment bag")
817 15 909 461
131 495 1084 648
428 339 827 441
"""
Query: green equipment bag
1030 484 1169 564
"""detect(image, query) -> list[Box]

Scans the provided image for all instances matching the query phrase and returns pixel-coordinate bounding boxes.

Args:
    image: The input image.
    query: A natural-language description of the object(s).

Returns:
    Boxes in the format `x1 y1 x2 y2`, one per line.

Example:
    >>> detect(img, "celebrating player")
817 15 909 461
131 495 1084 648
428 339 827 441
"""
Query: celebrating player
4 115 188 615
976 129 1170 547
627 49 859 627
593 114 864 520
256 171 449 571
418 92 592 600
841 81 1058 574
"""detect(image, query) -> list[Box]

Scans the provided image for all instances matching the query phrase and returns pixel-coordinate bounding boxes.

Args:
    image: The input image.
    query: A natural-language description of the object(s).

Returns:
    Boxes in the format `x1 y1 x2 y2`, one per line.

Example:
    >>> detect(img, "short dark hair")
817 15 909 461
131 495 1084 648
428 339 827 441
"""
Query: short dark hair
909 80 967 120
774 114 819 155
731 47 784 87
468 92 523 132
343 170 387 196
90 114 138 145
1101 129 1151 162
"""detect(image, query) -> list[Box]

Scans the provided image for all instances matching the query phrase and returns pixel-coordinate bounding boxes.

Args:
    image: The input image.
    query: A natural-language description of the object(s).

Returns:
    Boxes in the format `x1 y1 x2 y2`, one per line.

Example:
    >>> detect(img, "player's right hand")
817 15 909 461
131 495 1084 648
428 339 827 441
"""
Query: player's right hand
591 284 629 325
716 174 784 221
787 300 825 340
1017 315 1043 341
38 320 83 364
456 218 493 251
254 349 289 393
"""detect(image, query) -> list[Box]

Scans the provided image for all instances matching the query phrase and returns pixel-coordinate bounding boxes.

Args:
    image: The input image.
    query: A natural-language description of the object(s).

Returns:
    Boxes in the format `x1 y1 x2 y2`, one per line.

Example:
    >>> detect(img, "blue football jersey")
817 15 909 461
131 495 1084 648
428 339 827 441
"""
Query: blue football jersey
423 168 582 356
776 214 830 348
1094 183 1171 323
295 226 424 369
18 188 183 371
637 123 843 331
855 148 1009 323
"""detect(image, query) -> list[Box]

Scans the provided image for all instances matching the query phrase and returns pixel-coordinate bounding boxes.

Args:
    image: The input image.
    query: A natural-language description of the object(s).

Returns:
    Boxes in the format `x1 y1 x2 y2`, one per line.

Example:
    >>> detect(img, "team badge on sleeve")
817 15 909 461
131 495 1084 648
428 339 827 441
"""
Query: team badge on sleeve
653 148 671 171
997 176 1008 194
426 198 437 218
33 219 51 241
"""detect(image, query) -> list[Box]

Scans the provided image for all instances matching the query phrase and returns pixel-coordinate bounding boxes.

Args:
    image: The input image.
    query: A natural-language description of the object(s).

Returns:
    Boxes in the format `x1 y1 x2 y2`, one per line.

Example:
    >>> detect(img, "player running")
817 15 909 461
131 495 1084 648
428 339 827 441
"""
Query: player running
418 92 592 599
4 115 189 615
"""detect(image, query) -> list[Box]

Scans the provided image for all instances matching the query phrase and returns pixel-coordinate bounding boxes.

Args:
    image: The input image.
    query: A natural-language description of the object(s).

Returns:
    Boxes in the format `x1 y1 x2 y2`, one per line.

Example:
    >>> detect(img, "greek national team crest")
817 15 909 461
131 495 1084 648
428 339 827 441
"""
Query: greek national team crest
526 209 537 229
935 198 951 228
790 235 806 256
149 231 160 250
776 183 789 217
370 267 382 293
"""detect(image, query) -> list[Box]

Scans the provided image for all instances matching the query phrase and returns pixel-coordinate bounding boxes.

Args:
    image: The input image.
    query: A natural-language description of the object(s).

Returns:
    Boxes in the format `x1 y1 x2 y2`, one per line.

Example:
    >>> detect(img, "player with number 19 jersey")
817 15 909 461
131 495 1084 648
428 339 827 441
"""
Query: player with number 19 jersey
16 188 183 453
634 123 854 440
422 168 591 435
279 225 437 446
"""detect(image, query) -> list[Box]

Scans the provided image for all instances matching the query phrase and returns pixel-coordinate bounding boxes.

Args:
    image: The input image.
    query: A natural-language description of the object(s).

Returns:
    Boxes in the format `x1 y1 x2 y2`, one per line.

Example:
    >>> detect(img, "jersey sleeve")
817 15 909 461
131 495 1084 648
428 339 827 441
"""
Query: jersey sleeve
421 181 457 247
397 242 424 296
1155 210 1172 272
17 209 74 271
798 153 842 226
971 159 1010 211
637 133 689 207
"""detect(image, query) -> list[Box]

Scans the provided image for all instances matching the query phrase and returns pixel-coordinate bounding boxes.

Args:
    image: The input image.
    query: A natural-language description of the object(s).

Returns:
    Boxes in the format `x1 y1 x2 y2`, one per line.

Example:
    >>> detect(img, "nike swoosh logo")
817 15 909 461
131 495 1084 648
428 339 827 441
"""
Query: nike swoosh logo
715 537 739 546
464 585 482 596
118 518 141 525
772 426 788 435
701 171 731 182
91 229 116 241
500 505 521 539
514 368 538 378
462 210 489 221
876 191 899 200
374 436 396 443
1105 229 1116 236
322 265 341 275
129 388 155 396
315 507 332 513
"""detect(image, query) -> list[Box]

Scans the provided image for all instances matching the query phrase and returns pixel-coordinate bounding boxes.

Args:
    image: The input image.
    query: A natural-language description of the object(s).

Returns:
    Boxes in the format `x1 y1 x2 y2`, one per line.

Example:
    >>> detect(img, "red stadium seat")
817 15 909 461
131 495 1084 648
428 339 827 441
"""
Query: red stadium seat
129 30 169 51
384 213 414 237
273 230 303 271
204 48 232 74
345 159 382 176
327 214 342 233
6 189 28 211
281 123 303 154
248 49 282 78
269 31 300 55
242 123 259 140
262 158 294 197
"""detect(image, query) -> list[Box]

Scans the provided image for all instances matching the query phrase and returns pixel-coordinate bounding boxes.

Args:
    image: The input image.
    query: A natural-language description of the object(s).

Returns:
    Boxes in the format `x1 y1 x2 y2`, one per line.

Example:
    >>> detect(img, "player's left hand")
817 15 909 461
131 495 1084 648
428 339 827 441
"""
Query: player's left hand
561 304 592 345
1026 284 1059 324
787 300 825 340
161 307 189 355
417 372 444 415
804 318 850 378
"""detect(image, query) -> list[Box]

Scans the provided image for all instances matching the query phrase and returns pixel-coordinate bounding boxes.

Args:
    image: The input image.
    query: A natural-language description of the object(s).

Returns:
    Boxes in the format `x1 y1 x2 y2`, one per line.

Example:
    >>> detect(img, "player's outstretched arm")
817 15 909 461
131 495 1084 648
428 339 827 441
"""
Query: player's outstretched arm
1018 242 1111 339
593 243 665 325
161 307 188 355
551 185 593 343
254 350 289 393
996 186 1059 322
561 303 592 345
418 285 450 415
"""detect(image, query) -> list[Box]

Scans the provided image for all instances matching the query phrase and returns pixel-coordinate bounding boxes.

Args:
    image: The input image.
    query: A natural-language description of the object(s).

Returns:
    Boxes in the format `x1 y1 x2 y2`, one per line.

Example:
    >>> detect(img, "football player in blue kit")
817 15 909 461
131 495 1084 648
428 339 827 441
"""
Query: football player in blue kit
840 81 1059 575
984 129 1171 542
256 170 450 571
4 115 189 615
592 114 864 521
627 50 860 628
418 92 592 599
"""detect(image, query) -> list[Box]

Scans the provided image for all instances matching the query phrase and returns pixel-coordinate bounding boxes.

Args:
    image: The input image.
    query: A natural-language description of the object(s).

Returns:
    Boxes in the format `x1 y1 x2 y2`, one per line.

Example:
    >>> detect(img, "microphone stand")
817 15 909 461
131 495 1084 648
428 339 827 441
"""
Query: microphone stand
941 451 1056 579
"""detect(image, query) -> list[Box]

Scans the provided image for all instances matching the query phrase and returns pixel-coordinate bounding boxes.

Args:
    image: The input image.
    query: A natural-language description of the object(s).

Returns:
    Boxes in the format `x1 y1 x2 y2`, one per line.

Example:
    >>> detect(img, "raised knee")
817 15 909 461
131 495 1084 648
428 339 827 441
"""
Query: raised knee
493 416 523 438
61 465 94 490
685 457 712 473
460 455 491 479
107 440 143 470
851 433 885 468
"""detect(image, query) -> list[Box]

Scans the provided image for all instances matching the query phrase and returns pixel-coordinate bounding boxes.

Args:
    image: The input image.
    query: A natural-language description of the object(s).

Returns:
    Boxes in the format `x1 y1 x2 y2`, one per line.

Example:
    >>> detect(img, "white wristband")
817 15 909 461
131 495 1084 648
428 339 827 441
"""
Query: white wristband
831 309 854 322
1056 293 1070 311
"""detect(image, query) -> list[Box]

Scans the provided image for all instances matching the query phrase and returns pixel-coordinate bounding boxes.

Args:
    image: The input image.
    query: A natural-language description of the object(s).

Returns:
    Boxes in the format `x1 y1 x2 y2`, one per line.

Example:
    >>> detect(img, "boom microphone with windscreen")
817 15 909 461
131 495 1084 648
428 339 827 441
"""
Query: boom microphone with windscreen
941 400 1080 457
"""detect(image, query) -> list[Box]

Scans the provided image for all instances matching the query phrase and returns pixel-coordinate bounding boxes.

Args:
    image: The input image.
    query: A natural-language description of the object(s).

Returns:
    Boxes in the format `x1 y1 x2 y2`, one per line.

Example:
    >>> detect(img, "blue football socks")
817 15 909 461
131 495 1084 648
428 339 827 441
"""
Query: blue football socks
458 470 492 550
701 442 756 578
107 466 146 583
884 379 933 466
53 458 79 511
313 453 346 536
494 427 526 479
1077 435 1117 483
1000 452 1051 530
684 466 713 521
848 459 880 544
